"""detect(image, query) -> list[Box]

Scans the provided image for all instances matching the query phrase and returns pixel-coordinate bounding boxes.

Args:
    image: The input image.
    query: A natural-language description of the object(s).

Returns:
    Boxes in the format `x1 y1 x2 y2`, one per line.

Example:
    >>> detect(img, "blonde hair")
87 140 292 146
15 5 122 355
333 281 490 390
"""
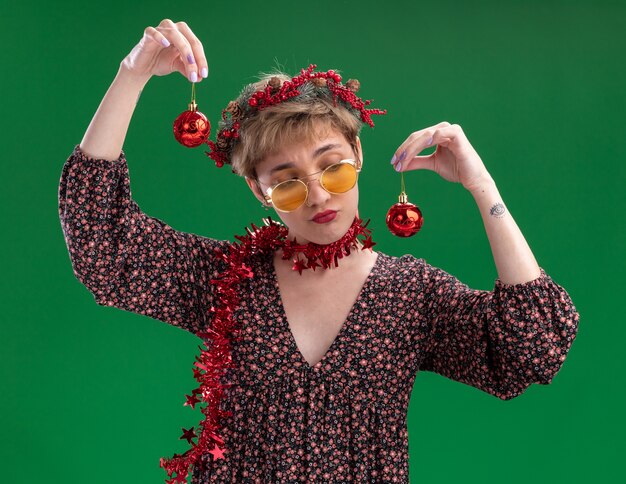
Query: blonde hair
229 71 364 179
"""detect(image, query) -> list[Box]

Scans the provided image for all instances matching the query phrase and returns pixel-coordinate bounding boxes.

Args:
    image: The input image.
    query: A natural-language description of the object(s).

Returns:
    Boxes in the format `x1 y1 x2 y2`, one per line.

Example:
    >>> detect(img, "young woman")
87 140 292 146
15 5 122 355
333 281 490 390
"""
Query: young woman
58 19 580 483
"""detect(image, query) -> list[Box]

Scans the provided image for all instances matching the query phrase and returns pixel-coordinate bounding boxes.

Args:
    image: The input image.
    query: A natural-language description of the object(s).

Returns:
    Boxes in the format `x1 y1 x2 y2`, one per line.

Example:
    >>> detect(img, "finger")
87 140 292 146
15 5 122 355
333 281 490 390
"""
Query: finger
391 121 450 169
396 125 462 172
432 125 464 144
157 20 197 82
144 26 170 49
175 21 209 80
397 138 453 172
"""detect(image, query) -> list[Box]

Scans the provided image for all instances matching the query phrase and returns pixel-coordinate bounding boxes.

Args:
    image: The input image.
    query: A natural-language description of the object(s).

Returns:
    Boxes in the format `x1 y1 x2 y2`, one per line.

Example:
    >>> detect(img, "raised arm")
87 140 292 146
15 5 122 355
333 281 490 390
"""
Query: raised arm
391 122 579 399
79 18 208 161
79 66 149 161
59 144 229 334
58 20 225 334
392 121 544 285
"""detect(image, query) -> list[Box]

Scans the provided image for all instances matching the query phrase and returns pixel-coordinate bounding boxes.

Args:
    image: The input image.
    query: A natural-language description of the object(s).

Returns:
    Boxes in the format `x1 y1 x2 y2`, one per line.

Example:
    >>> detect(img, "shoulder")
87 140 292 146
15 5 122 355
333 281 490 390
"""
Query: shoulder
374 250 425 269
372 250 428 281
173 231 233 273
177 231 231 253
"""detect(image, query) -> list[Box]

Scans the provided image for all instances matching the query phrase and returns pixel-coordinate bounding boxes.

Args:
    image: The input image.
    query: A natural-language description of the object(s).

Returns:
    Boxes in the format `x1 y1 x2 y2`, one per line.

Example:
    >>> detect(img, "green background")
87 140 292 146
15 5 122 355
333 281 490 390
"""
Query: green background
2 0 624 482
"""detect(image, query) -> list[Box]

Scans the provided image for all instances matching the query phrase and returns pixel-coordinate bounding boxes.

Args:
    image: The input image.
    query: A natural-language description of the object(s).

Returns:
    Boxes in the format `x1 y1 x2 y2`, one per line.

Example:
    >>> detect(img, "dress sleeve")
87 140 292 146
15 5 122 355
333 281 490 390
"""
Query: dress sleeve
407 256 580 400
58 144 230 334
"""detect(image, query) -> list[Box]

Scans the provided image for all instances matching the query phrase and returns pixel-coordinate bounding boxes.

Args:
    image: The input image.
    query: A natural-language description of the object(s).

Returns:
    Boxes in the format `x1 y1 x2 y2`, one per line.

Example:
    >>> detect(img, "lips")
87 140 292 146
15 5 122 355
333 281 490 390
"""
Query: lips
312 210 337 223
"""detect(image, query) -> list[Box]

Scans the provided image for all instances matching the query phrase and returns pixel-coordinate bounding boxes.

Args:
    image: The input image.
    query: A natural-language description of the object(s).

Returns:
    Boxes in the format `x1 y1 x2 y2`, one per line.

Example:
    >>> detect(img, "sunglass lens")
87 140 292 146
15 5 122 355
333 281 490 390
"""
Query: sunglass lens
321 163 357 193
271 180 307 211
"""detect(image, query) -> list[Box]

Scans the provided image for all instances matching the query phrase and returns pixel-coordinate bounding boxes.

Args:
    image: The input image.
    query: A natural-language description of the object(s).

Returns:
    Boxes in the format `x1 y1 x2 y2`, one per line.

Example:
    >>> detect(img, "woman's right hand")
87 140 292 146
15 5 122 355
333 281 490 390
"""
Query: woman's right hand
120 19 208 84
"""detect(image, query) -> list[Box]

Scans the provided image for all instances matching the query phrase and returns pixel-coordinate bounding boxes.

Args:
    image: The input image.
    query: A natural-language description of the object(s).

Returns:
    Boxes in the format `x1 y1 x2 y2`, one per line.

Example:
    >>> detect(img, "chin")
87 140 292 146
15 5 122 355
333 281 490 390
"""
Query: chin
305 213 354 245
279 208 357 245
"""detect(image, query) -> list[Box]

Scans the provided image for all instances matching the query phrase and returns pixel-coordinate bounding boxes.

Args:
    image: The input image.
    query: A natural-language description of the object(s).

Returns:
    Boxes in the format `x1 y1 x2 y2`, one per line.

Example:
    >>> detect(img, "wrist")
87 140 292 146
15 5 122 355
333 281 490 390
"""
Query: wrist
116 62 152 89
466 172 496 194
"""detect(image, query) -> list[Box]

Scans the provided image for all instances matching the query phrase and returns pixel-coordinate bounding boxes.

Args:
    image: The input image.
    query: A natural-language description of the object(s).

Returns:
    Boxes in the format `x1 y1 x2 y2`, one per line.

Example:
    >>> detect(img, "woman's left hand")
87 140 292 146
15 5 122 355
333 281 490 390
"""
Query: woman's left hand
391 121 493 192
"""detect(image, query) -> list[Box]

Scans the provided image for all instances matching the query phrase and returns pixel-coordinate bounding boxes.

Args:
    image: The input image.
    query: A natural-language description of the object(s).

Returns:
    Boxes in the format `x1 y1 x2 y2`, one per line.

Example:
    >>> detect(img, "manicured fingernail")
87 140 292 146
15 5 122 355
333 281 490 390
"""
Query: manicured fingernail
399 150 407 162
390 154 397 165
395 161 402 171
201 67 208 78
161 38 170 47
190 71 197 82
427 136 433 146
187 53 195 64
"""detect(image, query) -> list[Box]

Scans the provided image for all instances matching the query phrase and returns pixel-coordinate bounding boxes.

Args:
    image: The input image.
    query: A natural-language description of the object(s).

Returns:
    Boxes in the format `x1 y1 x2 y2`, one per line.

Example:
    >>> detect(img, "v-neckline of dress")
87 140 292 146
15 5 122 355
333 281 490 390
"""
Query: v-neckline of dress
266 249 382 372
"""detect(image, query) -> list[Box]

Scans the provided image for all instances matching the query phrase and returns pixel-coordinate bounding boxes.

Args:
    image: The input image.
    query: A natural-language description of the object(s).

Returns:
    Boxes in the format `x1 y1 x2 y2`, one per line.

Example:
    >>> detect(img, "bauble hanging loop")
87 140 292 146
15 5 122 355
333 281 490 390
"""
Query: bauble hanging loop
173 83 211 148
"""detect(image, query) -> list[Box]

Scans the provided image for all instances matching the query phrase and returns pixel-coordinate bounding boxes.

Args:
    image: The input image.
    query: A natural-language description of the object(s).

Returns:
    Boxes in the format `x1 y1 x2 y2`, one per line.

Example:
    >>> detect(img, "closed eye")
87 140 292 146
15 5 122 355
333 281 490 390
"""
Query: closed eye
269 158 348 185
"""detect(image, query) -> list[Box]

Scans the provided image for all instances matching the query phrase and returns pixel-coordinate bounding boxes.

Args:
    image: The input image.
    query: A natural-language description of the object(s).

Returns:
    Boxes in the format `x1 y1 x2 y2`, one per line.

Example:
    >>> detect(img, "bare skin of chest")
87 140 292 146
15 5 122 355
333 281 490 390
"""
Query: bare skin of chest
273 250 378 367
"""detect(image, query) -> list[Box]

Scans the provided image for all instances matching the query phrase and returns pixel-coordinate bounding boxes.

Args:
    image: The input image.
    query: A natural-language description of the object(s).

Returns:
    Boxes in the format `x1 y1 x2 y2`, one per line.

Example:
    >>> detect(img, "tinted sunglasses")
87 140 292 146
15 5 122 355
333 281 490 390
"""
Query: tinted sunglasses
256 158 361 212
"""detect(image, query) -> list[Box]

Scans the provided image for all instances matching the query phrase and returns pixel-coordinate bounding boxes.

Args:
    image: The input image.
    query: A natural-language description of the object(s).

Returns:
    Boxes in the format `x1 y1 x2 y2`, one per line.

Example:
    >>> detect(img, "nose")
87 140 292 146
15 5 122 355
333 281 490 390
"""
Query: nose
304 176 331 207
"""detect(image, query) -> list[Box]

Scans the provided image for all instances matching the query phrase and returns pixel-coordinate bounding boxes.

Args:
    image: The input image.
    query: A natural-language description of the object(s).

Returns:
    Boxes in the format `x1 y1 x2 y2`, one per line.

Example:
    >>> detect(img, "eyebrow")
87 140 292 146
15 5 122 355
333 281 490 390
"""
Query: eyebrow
268 143 343 176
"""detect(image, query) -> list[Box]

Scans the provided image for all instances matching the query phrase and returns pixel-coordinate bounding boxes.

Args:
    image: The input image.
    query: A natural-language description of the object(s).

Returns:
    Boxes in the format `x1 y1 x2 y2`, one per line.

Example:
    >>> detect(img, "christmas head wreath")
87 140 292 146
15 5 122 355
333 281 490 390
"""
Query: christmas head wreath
203 63 387 169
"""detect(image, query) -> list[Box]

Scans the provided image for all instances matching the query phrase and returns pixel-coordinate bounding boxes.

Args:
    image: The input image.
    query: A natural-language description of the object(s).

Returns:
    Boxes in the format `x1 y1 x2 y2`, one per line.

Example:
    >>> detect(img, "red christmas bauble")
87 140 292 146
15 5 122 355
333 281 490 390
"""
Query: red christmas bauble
386 198 423 237
173 101 211 148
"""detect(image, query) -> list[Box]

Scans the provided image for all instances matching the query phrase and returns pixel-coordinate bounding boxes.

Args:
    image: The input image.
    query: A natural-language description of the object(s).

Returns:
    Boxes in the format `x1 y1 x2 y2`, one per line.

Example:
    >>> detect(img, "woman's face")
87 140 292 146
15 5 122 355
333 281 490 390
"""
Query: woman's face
245 127 363 245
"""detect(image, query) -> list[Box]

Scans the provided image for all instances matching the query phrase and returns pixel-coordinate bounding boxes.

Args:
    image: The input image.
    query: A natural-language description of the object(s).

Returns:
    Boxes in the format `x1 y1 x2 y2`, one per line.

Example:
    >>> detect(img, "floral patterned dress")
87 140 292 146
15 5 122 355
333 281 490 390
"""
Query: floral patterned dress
58 145 580 483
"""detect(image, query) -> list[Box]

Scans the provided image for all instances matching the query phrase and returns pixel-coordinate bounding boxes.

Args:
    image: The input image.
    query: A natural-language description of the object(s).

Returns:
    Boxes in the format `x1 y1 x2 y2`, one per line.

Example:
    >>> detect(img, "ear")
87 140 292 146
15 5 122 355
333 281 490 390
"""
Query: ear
245 176 269 206
354 135 364 169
